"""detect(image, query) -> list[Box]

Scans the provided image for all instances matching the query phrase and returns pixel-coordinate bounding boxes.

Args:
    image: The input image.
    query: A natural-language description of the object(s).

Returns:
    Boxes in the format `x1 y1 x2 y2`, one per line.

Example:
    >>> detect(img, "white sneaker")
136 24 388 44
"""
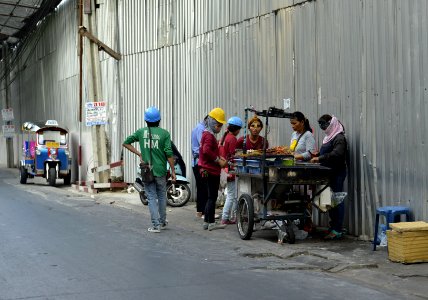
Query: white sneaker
148 226 160 233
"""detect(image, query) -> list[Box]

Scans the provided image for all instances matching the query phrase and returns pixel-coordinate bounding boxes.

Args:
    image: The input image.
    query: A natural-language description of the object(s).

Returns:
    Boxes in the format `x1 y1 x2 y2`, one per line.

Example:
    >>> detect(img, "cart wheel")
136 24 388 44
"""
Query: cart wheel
285 223 296 244
20 167 28 184
237 193 254 240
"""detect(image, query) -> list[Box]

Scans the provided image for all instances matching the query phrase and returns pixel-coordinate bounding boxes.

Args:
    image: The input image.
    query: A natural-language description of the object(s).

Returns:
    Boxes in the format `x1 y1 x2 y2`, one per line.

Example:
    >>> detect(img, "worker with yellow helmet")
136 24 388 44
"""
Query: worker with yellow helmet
198 107 228 231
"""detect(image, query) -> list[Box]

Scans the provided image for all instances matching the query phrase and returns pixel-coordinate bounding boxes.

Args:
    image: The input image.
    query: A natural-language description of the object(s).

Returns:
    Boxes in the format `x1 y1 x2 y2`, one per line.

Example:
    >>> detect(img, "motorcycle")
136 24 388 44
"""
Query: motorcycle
133 142 191 207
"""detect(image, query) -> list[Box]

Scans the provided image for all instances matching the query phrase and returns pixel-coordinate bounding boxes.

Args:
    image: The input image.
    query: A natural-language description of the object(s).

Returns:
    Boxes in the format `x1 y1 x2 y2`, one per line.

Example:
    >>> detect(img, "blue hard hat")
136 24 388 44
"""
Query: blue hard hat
144 106 161 122
227 116 243 128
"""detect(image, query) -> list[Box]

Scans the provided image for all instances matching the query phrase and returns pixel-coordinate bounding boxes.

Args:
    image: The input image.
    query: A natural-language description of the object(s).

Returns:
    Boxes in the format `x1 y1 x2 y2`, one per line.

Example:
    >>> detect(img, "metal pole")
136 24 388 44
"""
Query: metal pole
86 0 108 183
78 0 83 185
2 42 14 168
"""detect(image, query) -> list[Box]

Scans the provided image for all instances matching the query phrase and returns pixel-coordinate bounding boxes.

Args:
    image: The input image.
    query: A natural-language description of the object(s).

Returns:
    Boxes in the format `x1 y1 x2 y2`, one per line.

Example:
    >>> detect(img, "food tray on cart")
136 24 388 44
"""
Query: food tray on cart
234 155 295 175
268 162 331 184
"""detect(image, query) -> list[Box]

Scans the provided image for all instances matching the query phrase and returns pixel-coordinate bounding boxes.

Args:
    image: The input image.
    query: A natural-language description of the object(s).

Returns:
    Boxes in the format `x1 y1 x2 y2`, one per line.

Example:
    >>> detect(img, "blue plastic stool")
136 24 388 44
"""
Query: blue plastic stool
373 206 411 251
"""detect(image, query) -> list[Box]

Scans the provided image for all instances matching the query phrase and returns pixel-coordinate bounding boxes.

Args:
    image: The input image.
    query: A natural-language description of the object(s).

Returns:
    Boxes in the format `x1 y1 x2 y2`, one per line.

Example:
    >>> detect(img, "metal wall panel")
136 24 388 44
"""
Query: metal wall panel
230 0 259 25
314 0 364 234
120 0 188 54
194 0 229 36
275 8 294 145
260 0 294 15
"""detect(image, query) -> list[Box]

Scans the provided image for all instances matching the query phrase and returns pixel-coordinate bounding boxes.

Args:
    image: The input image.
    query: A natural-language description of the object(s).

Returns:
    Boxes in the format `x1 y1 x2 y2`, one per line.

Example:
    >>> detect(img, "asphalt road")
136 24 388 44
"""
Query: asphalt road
0 168 403 299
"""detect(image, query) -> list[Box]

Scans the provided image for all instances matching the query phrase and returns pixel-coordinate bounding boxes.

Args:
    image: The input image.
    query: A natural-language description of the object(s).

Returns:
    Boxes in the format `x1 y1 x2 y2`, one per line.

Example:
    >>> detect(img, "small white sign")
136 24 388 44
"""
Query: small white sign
1 108 14 121
2 124 15 137
45 120 59 126
283 98 291 110
86 101 107 126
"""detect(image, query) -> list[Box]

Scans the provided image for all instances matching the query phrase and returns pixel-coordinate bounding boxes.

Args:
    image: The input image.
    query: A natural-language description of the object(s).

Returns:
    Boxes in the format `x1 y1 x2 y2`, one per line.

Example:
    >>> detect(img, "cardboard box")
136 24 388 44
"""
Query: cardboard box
387 221 428 264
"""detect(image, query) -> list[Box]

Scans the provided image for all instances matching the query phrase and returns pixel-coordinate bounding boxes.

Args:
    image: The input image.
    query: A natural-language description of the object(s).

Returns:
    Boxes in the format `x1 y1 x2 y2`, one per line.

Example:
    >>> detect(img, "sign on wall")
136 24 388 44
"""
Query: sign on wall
2 124 15 137
85 101 107 126
1 108 14 121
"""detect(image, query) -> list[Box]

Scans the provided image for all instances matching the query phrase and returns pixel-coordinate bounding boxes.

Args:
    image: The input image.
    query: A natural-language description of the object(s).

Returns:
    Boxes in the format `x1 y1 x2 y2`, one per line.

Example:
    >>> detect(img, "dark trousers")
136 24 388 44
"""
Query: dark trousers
329 169 347 232
201 173 220 224
192 165 207 213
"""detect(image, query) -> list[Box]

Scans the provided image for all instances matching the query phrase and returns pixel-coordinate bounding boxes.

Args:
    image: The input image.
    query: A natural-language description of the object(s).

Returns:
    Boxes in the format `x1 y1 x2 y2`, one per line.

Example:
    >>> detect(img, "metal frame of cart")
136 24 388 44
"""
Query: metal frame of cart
235 107 331 243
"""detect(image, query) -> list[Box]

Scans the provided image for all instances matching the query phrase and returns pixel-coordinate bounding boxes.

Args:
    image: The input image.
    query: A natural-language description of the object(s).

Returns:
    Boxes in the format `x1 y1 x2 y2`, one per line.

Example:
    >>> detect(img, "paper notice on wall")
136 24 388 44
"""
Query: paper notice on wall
1 108 14 121
85 101 107 126
2 124 15 137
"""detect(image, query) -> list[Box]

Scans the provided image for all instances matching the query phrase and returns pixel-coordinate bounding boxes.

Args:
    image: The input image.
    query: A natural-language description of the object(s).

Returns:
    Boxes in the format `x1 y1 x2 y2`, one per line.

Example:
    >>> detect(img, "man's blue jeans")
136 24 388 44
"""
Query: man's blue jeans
144 176 167 227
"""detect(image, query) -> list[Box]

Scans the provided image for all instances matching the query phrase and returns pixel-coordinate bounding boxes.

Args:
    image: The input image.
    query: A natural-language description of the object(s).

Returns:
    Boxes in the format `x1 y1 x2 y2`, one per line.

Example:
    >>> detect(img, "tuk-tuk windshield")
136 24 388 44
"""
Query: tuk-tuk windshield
38 130 68 146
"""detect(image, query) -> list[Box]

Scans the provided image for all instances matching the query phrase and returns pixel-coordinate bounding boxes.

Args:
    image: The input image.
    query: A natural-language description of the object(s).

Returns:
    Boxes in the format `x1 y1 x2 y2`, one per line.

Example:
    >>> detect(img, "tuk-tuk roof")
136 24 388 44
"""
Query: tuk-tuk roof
22 120 69 133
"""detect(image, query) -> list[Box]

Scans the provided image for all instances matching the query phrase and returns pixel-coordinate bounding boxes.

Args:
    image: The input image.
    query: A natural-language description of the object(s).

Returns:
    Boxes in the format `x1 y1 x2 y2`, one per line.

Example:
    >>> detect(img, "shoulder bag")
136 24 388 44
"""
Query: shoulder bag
140 127 155 183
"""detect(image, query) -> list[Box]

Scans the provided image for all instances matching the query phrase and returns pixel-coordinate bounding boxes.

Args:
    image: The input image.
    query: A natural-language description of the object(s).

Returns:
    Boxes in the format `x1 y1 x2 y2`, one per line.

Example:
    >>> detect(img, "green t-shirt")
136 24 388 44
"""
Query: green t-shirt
123 126 173 177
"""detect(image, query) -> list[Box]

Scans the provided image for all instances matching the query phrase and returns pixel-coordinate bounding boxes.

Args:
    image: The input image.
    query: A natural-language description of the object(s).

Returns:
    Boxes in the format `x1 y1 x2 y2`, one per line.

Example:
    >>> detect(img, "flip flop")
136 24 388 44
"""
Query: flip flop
323 230 342 240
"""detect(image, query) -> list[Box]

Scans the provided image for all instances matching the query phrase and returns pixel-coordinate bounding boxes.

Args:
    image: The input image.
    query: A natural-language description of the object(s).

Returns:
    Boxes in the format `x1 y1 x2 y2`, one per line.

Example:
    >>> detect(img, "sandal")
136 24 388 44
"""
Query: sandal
323 229 342 240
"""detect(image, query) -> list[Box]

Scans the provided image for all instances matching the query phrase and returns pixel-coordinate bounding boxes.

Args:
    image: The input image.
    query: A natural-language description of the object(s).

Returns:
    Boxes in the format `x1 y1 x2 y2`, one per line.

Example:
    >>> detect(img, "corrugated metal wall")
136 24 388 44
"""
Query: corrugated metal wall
119 0 428 238
1 0 427 238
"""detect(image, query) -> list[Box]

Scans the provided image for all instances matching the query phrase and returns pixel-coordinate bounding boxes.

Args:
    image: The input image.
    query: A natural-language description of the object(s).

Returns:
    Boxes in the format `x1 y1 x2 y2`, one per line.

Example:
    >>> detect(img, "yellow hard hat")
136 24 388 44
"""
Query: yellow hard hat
208 107 226 124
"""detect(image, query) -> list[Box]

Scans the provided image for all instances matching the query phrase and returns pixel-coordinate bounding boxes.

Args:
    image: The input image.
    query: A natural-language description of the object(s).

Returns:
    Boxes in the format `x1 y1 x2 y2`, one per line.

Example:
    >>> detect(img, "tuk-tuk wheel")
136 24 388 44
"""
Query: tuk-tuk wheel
20 167 28 184
48 167 56 186
64 172 71 185
237 193 254 240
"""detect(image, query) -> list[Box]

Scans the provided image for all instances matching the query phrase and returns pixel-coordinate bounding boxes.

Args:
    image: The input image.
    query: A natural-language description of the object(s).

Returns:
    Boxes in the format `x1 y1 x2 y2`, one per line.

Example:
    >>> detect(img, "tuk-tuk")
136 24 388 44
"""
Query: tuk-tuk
20 120 72 186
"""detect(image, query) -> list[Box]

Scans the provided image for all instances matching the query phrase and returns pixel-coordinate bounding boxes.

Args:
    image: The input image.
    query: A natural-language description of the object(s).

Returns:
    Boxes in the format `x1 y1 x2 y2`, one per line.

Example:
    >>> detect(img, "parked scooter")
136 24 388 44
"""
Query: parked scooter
133 142 191 207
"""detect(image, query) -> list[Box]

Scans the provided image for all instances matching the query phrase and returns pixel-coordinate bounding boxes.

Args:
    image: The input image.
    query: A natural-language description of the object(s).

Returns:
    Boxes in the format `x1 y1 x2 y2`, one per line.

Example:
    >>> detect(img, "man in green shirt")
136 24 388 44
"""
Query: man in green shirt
123 106 176 233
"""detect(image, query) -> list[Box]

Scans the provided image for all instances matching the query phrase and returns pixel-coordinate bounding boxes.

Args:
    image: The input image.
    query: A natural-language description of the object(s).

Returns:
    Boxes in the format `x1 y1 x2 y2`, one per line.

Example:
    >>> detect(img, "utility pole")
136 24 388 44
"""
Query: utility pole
2 42 14 168
83 0 109 184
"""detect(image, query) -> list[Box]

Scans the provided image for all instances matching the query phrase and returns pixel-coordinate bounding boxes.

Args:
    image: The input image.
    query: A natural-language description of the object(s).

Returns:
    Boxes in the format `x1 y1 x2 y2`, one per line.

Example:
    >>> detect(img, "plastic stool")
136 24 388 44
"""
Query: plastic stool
373 206 411 251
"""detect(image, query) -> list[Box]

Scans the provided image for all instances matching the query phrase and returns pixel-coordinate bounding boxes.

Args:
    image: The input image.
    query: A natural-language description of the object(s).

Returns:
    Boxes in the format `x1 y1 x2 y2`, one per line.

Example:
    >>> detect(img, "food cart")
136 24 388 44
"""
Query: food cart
235 107 331 243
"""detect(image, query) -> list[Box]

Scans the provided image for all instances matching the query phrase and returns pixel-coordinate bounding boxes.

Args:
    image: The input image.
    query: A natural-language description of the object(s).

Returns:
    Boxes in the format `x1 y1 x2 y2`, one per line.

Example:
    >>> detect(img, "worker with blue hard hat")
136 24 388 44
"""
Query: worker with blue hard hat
123 106 176 233
219 115 244 225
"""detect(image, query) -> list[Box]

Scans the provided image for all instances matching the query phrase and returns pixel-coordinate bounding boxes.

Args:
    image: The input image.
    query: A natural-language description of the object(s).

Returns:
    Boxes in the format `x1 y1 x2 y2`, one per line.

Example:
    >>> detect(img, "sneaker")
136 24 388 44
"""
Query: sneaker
160 220 168 230
148 226 160 233
214 214 220 219
203 222 209 230
208 222 227 231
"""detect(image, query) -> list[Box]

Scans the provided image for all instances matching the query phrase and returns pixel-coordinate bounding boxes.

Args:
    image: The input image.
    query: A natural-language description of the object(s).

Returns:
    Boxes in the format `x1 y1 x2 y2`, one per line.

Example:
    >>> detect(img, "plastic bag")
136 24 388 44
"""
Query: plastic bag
376 224 388 247
292 223 308 240
220 168 228 188
315 188 332 212
330 192 347 208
